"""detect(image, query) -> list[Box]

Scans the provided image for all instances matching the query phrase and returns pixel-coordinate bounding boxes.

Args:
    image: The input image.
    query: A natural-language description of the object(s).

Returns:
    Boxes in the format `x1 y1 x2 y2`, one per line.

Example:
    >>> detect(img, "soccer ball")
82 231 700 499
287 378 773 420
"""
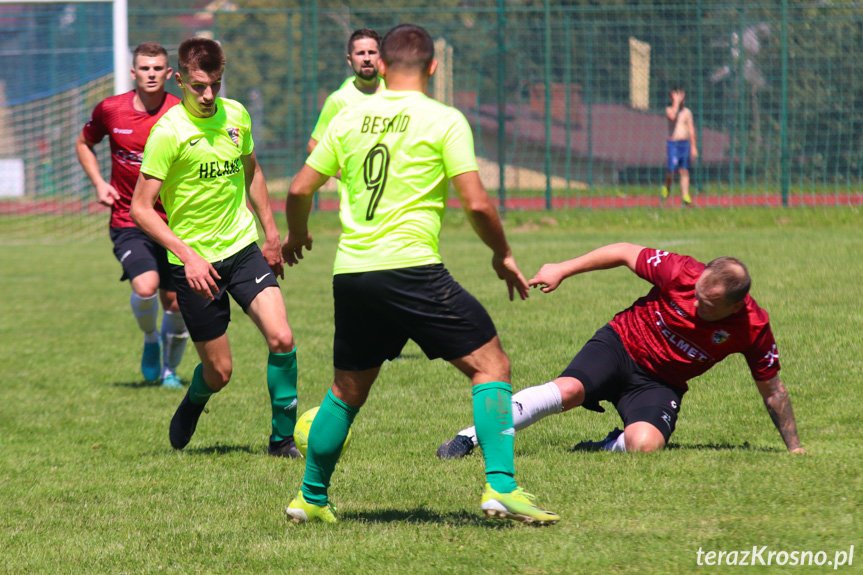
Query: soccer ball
294 406 352 458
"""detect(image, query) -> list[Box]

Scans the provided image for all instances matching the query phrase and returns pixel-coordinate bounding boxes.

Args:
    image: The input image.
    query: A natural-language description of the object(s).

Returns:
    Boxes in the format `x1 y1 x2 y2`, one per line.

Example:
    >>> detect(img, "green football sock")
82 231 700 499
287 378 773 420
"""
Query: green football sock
267 349 298 441
472 381 518 493
301 389 359 506
188 363 217 406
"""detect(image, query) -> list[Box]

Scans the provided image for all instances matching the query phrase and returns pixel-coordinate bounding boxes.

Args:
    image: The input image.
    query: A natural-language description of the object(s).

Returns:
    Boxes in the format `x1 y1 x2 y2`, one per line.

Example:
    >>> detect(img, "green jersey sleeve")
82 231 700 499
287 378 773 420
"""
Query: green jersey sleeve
442 112 479 178
240 106 254 155
141 121 179 180
306 115 342 177
310 94 342 143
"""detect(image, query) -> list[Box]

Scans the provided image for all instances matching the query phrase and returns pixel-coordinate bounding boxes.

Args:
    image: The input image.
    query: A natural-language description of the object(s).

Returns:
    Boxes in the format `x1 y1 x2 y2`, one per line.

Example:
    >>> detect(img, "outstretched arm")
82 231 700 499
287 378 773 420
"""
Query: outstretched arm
451 170 529 301
529 242 644 293
755 375 806 453
281 163 329 266
243 151 283 279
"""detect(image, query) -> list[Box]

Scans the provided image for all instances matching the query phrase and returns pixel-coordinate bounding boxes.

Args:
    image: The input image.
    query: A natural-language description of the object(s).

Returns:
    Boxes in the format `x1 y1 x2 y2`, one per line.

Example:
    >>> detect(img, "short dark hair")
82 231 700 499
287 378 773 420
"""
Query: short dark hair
348 28 381 54
703 256 751 303
177 38 225 76
380 24 434 72
132 42 168 65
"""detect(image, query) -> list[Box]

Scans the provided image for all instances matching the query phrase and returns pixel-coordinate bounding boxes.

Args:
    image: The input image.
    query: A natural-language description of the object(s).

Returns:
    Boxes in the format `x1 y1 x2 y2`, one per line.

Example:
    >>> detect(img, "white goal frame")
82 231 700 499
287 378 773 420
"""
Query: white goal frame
1 0 129 94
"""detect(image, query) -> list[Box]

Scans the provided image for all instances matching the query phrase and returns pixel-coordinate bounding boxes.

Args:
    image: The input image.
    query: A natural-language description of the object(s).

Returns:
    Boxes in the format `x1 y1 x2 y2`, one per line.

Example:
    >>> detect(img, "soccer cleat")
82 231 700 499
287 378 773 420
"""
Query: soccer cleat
436 434 475 459
660 185 669 200
268 436 303 458
160 373 184 390
682 193 693 207
141 340 161 382
480 483 560 526
286 491 338 524
169 391 207 449
573 427 623 452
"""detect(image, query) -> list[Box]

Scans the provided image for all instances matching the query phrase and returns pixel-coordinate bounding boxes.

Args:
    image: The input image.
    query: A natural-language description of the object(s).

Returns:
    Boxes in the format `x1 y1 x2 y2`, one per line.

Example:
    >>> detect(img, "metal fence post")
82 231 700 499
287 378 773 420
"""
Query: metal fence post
544 0 552 210
497 0 507 215
781 0 790 206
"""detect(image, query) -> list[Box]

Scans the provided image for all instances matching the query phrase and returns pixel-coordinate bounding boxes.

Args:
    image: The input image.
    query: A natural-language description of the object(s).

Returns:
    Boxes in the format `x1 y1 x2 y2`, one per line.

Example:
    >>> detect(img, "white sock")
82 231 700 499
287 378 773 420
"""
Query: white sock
458 381 564 445
607 432 627 452
160 310 189 377
130 293 159 342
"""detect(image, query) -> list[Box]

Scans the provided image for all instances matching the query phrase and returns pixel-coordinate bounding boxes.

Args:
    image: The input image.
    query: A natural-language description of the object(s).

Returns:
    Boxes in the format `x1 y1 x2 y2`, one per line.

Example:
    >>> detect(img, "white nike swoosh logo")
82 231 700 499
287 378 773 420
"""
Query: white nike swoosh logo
120 250 132 263
255 273 271 284
501 428 516 437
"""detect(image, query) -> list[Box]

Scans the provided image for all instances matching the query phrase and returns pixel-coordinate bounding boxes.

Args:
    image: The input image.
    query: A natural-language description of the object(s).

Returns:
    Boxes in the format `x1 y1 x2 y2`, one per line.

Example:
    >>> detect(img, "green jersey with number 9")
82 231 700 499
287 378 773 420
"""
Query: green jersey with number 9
306 90 478 274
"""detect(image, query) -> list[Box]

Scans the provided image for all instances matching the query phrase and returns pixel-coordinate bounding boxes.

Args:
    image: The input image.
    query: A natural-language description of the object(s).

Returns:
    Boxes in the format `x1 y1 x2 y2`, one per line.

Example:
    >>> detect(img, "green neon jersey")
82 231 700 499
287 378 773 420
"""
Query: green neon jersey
141 98 257 265
310 77 385 143
307 90 478 274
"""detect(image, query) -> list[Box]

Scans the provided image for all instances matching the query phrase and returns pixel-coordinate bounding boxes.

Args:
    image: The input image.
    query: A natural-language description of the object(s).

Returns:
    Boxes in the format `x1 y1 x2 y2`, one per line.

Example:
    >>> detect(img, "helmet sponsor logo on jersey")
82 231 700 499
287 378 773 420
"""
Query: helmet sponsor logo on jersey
226 127 240 147
199 158 241 179
712 329 730 344
653 311 711 362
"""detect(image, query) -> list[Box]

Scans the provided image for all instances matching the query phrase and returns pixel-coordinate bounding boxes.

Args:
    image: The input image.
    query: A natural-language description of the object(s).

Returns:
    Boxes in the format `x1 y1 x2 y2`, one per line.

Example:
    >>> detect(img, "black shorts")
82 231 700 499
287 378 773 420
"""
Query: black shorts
170 242 280 342
110 226 174 290
560 324 685 442
332 263 498 371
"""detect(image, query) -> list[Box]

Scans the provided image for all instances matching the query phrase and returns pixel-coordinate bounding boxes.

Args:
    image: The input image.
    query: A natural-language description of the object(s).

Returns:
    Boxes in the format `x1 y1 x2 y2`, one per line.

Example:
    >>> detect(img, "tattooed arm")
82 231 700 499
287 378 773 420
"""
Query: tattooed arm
755 375 806 453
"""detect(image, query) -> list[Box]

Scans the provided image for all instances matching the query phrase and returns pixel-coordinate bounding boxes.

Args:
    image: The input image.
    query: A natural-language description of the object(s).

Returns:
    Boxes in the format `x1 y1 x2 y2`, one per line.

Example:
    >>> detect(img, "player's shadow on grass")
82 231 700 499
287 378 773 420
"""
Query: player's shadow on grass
111 380 158 388
340 507 495 527
183 443 260 456
665 442 781 453
569 441 779 453
111 380 182 389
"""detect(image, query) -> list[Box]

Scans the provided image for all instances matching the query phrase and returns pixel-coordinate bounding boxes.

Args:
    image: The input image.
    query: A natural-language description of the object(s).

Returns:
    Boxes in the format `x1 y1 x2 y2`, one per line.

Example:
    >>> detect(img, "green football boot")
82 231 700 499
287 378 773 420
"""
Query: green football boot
286 491 338 524
480 483 560 526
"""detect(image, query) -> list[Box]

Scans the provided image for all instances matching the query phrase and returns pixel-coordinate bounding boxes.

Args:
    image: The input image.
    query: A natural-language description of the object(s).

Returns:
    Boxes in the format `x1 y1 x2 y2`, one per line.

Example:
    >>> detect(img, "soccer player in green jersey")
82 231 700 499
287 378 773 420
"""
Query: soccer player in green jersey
307 28 384 155
130 38 302 458
281 24 560 525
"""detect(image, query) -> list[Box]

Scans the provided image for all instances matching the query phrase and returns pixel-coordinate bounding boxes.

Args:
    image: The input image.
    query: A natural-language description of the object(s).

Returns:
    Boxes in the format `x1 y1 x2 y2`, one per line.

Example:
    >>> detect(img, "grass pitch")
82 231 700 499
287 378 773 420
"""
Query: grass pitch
1 207 861 574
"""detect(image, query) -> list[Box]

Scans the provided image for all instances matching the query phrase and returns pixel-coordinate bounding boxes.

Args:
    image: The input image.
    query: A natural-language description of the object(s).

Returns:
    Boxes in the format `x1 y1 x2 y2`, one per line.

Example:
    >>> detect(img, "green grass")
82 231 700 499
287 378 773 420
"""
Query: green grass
1 207 861 574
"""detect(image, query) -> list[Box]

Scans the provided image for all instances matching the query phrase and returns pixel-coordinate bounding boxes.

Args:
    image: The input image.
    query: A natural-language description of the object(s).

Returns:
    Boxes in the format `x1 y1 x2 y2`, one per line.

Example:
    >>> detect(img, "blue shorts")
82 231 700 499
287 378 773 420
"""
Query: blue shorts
667 140 691 173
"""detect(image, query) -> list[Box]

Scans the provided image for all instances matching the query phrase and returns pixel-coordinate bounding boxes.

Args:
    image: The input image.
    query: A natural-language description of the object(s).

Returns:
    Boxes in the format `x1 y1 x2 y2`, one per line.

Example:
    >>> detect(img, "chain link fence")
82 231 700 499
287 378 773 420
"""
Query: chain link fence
2 2 861 240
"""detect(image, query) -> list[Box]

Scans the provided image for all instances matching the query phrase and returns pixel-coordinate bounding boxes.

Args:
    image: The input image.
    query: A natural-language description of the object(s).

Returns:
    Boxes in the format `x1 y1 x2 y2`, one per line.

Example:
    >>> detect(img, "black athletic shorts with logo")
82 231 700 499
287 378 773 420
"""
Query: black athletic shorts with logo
170 242 279 342
333 263 498 371
560 324 685 442
110 226 174 290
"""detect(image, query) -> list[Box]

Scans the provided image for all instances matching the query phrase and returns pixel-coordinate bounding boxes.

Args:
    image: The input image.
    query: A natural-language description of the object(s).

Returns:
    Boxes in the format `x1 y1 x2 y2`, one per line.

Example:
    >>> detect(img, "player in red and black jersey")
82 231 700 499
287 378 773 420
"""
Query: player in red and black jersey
76 42 187 388
438 243 805 457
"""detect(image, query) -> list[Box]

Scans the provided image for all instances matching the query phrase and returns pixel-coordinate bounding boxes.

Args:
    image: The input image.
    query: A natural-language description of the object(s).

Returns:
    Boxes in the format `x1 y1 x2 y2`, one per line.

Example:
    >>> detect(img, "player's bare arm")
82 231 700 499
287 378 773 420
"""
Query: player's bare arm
666 90 684 122
688 113 699 158
281 164 329 266
755 374 806 454
242 151 283 280
75 132 120 206
450 171 529 301
529 242 644 293
306 137 318 155
130 173 220 299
